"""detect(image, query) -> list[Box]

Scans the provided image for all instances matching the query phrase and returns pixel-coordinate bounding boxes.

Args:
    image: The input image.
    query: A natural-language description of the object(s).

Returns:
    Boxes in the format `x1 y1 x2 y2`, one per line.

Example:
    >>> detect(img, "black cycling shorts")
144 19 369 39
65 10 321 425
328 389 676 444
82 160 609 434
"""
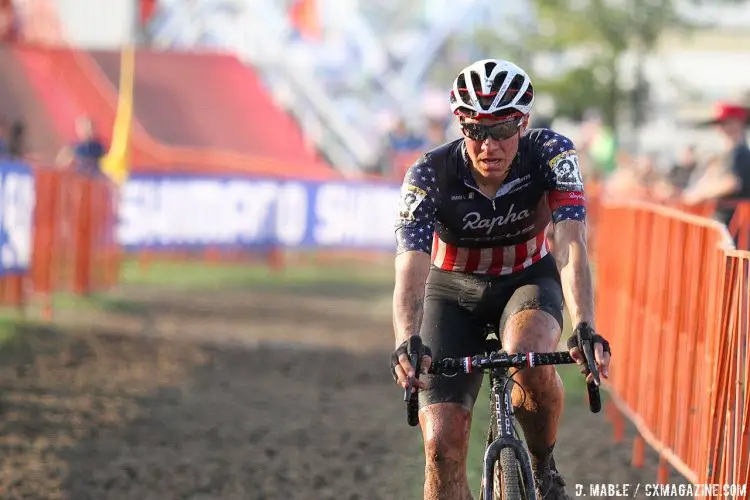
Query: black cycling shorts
418 253 564 410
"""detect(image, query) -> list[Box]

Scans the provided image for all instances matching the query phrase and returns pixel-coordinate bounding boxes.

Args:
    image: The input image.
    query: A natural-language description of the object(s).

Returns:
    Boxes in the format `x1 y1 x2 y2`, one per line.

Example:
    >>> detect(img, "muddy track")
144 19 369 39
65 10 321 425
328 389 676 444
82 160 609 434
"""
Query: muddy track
0 286 688 499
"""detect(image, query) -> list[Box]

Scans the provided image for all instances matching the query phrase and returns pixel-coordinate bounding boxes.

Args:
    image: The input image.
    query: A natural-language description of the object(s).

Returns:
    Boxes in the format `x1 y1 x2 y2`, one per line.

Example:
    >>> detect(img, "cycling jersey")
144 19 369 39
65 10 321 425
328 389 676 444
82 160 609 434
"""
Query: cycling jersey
395 128 586 275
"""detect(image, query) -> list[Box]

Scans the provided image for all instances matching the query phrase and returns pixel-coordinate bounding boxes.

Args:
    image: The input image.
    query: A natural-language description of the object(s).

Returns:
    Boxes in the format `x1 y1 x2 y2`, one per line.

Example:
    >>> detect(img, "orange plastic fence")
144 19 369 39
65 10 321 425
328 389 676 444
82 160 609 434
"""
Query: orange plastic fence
594 198 749 493
28 167 119 316
728 202 750 251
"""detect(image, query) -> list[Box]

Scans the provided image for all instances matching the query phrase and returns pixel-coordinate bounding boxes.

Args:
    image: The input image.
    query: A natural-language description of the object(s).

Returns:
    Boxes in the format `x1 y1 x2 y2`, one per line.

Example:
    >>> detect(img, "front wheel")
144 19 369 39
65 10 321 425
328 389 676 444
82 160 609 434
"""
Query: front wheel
498 447 523 500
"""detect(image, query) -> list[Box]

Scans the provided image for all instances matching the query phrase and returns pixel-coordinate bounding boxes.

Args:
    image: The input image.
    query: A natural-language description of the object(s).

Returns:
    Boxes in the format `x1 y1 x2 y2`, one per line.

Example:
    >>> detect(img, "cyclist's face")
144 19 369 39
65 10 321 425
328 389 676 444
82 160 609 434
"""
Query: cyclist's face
462 116 526 182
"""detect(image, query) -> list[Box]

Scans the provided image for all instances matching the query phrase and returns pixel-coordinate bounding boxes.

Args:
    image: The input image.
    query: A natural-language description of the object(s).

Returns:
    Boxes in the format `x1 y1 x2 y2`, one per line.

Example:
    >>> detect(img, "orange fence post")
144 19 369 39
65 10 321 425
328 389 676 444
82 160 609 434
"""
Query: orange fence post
29 167 60 318
73 177 92 295
25 166 120 317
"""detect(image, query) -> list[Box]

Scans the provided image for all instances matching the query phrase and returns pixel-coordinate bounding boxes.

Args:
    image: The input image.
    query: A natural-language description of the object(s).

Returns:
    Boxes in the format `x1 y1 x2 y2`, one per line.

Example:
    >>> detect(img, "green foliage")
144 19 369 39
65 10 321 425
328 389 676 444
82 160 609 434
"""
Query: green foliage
534 60 619 123
517 0 748 128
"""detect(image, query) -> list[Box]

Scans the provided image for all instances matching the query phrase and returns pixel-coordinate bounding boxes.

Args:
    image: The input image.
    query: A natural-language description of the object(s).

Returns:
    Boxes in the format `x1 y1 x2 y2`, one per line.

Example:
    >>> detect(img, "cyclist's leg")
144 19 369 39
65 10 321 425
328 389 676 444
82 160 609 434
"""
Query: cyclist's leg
497 255 569 497
418 269 487 500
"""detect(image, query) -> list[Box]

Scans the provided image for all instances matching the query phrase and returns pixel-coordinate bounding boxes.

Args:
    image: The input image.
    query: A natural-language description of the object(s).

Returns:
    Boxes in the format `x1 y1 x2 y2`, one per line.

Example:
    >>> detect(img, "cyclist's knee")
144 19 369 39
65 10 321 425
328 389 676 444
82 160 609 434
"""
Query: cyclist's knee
421 403 471 466
502 309 560 353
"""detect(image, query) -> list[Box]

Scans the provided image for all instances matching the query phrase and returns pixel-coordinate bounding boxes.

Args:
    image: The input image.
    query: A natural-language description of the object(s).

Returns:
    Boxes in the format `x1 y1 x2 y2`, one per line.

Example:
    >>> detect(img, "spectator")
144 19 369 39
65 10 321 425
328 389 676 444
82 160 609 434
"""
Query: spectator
0 0 18 42
602 158 638 200
0 116 8 157
651 145 701 202
56 116 107 177
668 144 699 190
578 109 618 183
425 117 446 149
383 118 427 179
8 120 25 159
387 119 426 152
604 153 656 201
682 102 750 235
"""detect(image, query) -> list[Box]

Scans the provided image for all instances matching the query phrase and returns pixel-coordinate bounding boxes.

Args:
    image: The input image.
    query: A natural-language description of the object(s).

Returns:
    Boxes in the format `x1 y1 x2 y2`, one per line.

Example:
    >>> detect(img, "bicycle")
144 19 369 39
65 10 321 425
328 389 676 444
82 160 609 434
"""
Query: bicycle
403 324 603 500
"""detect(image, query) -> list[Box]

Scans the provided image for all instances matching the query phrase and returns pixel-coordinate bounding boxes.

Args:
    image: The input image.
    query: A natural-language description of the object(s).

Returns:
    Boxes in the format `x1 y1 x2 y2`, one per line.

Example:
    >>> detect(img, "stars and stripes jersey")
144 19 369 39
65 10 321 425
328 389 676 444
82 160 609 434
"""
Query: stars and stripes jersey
394 128 586 276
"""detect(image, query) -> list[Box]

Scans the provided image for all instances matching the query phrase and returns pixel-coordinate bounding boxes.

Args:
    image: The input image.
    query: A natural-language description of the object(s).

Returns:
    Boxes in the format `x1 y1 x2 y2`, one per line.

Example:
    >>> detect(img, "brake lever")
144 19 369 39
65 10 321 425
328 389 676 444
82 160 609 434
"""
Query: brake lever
577 326 601 386
405 336 422 427
404 336 422 401
575 325 602 413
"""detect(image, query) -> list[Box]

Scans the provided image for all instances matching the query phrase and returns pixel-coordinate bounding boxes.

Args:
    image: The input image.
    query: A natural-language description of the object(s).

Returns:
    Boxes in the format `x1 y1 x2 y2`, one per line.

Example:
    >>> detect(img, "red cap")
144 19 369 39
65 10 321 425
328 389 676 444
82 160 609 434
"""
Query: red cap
710 102 749 124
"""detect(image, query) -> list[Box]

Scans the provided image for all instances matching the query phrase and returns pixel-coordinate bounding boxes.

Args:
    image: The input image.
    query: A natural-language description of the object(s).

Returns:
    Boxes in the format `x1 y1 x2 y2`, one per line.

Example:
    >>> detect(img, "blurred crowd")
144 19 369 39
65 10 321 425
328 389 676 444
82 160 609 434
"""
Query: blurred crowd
582 102 750 233
379 98 750 240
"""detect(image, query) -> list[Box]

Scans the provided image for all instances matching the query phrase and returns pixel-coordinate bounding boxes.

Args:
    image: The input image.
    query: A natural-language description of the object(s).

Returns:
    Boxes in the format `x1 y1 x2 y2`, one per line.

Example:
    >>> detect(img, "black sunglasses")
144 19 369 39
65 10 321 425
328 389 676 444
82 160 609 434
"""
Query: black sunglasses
460 119 522 141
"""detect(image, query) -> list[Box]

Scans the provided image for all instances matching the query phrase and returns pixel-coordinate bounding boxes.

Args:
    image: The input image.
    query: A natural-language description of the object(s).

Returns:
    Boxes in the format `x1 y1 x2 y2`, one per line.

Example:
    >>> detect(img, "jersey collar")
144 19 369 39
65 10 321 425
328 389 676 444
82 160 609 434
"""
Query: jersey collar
459 139 522 200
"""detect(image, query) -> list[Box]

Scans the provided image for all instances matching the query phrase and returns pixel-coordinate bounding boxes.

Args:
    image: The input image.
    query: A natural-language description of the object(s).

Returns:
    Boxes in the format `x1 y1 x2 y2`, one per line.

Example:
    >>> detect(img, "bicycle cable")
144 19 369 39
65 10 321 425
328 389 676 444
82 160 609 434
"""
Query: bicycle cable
503 368 529 441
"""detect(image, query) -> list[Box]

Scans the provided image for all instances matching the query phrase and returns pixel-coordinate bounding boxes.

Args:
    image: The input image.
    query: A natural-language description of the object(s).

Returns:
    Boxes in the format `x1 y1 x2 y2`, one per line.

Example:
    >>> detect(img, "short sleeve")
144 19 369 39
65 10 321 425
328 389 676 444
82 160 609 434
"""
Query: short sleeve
534 130 587 224
394 155 439 254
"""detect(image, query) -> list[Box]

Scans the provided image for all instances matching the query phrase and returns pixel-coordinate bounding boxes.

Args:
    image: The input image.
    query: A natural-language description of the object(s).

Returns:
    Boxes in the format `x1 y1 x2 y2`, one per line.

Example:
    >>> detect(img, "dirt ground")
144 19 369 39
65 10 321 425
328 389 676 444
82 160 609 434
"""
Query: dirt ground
0 283 690 499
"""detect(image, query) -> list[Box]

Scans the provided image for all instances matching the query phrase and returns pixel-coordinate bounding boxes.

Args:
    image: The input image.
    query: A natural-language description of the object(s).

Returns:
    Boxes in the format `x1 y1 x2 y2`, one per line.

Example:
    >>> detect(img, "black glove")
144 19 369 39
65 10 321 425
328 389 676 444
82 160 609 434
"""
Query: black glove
566 322 611 357
391 336 432 382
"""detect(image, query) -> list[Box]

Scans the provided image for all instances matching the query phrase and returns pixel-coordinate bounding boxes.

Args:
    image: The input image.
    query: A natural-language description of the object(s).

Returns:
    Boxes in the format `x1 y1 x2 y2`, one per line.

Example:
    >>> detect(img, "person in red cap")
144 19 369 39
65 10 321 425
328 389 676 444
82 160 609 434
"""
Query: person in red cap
683 101 750 242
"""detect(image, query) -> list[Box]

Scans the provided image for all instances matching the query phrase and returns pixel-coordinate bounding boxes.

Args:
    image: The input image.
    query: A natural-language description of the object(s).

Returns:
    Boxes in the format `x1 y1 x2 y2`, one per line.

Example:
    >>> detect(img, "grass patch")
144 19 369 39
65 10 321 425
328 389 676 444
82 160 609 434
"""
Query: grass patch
0 257 397 331
118 257 394 290
0 312 26 346
0 309 53 363
44 291 146 315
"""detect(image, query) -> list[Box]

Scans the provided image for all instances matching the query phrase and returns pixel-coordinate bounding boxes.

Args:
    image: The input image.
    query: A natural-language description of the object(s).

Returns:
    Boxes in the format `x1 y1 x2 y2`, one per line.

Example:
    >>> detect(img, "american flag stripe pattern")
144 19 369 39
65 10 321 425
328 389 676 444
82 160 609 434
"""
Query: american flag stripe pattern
548 190 586 223
431 230 549 275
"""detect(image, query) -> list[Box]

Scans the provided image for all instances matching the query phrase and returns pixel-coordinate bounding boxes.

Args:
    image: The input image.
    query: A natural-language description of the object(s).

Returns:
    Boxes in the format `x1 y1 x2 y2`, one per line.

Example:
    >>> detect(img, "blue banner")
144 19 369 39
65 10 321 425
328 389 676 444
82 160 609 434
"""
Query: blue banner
117 174 402 251
0 161 36 275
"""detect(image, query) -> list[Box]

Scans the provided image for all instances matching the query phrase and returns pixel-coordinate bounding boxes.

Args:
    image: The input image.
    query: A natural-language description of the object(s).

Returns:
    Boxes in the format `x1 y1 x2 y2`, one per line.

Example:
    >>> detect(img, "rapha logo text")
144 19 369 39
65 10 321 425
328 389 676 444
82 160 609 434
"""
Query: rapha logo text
462 204 531 235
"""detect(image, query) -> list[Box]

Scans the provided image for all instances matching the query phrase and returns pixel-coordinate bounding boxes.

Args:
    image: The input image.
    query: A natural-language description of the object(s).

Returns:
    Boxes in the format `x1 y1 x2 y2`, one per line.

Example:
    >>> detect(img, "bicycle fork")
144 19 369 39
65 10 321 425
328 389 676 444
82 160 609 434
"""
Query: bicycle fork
482 370 536 500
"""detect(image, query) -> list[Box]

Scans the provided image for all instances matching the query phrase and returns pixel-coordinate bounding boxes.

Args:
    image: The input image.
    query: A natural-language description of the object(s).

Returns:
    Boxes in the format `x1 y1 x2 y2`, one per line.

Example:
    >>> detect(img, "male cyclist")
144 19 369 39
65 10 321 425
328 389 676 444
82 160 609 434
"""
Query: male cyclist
390 59 611 500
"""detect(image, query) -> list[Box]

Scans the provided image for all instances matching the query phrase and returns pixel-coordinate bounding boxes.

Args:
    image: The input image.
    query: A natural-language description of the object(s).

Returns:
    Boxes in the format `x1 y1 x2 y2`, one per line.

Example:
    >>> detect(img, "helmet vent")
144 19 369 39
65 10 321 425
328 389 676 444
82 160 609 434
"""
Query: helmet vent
517 82 534 107
484 61 497 77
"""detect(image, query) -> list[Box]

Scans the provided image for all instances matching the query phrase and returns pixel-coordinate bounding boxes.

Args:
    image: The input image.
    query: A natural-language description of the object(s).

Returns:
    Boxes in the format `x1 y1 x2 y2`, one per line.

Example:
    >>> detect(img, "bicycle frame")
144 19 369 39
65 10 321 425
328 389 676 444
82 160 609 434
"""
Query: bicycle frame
421 326 603 500
483 366 536 500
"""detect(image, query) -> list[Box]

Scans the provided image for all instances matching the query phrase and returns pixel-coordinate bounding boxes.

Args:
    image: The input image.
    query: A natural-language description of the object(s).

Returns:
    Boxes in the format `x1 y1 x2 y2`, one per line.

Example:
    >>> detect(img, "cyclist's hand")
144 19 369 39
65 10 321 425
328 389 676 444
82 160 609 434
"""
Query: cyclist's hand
391 336 432 390
592 335 611 380
567 325 611 384
568 345 588 380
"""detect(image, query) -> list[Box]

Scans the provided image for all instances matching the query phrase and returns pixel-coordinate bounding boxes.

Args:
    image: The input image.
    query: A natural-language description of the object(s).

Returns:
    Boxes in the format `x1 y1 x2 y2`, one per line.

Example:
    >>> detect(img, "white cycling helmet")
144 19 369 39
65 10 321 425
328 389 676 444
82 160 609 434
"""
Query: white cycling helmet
449 59 535 120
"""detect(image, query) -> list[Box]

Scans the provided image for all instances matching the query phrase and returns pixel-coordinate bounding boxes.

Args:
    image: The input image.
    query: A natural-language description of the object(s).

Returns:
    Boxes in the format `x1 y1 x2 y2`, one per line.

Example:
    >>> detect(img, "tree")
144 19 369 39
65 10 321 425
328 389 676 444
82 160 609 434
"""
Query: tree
522 0 748 133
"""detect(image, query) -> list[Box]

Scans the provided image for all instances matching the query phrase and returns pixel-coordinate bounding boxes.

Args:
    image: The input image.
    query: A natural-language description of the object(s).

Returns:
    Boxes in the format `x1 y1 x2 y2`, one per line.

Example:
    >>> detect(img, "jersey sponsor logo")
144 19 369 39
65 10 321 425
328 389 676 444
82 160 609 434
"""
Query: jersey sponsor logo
459 222 536 242
451 192 475 201
462 203 532 235
397 184 427 221
561 191 585 201
496 174 531 197
548 150 584 189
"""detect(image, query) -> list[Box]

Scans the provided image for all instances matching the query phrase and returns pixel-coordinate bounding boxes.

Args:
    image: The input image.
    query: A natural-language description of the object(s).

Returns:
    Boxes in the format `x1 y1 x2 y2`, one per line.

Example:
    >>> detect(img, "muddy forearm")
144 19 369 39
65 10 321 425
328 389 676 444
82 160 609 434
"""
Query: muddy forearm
554 221 595 327
392 251 431 347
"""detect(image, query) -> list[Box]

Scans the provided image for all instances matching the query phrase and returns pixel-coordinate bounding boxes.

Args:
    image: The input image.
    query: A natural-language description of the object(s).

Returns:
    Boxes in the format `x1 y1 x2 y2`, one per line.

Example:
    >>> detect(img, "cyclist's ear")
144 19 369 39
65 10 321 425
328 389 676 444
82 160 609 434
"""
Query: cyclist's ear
520 114 530 132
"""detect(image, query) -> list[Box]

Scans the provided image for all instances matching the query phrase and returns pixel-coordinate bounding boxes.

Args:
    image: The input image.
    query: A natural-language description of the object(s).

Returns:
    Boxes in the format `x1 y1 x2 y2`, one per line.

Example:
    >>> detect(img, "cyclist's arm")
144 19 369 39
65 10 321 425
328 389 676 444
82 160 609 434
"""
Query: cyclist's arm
393 157 437 347
540 133 595 327
552 219 594 327
393 252 431 347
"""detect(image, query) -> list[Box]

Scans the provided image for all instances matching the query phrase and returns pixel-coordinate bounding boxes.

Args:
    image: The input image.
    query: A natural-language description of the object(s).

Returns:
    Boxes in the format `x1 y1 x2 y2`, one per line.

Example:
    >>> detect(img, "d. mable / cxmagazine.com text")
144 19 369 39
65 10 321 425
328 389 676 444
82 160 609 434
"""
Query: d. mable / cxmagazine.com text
575 482 747 497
